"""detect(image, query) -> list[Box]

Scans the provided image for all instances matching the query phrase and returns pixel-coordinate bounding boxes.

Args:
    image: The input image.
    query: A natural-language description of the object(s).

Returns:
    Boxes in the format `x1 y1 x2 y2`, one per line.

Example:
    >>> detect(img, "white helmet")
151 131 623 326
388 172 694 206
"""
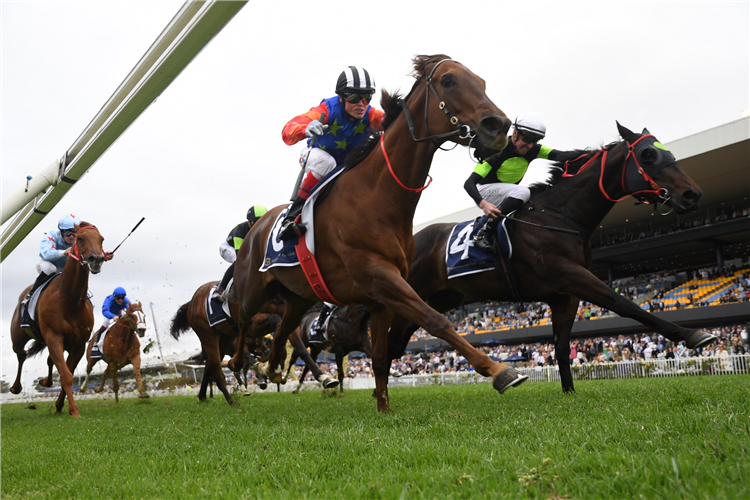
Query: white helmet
514 111 546 139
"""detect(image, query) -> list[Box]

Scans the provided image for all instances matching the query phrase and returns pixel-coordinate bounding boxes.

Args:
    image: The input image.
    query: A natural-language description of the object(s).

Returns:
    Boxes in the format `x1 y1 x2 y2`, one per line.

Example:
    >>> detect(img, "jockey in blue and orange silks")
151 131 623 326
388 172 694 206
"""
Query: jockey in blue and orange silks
277 66 385 242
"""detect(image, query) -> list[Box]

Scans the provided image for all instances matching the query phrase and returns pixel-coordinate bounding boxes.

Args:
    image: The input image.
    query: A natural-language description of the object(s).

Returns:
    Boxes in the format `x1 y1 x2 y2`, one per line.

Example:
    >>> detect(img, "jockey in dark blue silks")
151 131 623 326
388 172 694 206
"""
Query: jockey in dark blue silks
91 287 132 345
464 111 577 253
277 66 385 241
21 214 81 308
212 205 268 302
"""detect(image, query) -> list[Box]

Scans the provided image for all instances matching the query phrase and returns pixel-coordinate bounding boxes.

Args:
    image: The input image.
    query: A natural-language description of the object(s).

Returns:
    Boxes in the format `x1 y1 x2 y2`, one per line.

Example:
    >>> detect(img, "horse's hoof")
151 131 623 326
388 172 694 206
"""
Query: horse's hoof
241 386 250 396
685 330 717 350
139 393 150 399
270 372 283 384
320 375 339 389
10 386 21 395
492 368 528 394
255 362 269 377
256 376 268 391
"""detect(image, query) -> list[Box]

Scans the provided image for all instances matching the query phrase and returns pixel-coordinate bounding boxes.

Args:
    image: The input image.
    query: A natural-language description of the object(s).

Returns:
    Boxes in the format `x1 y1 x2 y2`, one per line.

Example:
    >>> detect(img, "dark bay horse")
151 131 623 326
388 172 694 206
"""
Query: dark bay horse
388 123 714 393
80 302 149 402
9 223 106 417
285 304 372 393
169 282 337 405
229 54 519 412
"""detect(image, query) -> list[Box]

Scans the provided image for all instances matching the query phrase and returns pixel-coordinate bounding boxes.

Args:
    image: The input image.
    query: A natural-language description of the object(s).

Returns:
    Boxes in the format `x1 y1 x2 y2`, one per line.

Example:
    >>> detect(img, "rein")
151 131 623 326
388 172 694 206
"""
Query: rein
382 58 477 193
60 225 100 302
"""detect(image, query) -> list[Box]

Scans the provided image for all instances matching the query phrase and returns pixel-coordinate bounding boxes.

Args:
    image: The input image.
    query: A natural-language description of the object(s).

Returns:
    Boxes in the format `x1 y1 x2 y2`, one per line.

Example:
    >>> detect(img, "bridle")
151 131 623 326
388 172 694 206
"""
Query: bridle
383 58 477 192
562 134 675 212
113 307 147 342
66 225 106 266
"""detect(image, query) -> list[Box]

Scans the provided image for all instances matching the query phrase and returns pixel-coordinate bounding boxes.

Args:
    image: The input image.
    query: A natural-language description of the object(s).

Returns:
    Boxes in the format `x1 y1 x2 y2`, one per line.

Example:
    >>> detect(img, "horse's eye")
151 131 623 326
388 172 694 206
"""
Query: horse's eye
441 75 454 88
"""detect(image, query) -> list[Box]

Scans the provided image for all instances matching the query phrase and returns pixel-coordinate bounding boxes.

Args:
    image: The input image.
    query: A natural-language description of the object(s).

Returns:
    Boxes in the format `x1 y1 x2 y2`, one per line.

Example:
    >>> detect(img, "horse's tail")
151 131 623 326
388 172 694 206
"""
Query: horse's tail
26 339 47 358
170 302 192 340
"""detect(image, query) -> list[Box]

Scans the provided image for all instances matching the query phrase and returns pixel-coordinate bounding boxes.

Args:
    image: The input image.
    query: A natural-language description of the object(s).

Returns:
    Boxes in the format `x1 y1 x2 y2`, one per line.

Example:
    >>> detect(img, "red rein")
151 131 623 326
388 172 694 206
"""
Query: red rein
380 134 432 193
67 225 104 263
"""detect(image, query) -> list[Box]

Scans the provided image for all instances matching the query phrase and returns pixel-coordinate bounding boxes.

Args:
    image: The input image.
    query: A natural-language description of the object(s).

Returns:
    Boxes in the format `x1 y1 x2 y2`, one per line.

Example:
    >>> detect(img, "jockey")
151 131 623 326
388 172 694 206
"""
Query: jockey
91 287 132 344
464 111 576 252
278 66 385 241
21 214 81 308
212 205 268 302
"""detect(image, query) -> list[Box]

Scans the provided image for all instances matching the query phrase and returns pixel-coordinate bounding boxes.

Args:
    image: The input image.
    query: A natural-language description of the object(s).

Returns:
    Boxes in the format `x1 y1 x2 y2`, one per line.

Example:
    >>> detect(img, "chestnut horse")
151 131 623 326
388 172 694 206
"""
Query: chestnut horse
169 282 338 406
9 223 106 417
79 302 149 402
387 123 715 393
229 54 521 412
285 304 372 393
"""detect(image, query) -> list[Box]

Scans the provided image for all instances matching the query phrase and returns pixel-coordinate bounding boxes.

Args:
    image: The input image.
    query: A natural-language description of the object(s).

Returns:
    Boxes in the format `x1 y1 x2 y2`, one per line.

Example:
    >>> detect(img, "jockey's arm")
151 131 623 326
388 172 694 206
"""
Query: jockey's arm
101 296 116 319
219 240 236 263
281 102 330 145
39 234 66 262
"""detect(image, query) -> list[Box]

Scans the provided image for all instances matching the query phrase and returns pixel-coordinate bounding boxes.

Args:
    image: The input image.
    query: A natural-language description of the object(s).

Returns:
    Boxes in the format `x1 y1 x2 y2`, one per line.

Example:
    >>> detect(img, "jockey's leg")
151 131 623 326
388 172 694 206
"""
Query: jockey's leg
21 261 57 307
213 263 235 302
473 184 529 253
279 148 336 241
310 302 333 344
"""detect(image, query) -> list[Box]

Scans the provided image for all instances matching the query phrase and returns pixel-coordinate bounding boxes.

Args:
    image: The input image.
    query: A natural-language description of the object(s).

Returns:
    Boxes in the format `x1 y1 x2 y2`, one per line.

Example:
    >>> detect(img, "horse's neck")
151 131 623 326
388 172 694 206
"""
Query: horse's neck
60 257 89 305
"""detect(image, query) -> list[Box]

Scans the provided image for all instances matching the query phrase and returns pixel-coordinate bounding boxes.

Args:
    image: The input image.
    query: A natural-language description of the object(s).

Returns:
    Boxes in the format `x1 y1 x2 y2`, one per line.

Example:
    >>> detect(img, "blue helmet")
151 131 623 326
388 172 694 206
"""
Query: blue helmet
113 287 127 296
58 214 81 231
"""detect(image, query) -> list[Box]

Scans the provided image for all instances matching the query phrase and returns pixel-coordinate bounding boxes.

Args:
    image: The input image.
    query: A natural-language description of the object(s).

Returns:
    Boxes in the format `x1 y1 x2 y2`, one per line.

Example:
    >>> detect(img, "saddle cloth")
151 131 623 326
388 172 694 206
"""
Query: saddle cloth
260 165 345 272
20 273 61 339
205 282 233 328
445 216 512 279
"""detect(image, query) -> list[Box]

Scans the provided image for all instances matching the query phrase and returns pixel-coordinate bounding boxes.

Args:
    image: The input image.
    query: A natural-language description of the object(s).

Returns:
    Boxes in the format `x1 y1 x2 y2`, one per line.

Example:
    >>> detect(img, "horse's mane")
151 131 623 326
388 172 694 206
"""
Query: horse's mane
344 54 452 171
527 141 621 195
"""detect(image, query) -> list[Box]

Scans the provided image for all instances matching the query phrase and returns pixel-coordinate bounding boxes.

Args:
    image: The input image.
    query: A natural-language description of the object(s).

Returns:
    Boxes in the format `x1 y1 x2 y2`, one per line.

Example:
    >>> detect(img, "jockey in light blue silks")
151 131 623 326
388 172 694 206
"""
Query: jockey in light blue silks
21 214 81 307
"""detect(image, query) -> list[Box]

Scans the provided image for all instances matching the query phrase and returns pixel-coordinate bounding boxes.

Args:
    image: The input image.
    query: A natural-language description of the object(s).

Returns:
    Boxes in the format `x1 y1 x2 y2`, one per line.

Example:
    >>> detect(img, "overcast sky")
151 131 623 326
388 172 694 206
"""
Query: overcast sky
2 1 748 392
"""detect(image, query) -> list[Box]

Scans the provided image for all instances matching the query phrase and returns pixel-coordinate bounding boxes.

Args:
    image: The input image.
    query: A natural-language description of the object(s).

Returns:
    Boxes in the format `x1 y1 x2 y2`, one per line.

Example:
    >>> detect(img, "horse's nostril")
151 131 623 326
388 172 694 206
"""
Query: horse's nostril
480 116 503 134
683 188 702 203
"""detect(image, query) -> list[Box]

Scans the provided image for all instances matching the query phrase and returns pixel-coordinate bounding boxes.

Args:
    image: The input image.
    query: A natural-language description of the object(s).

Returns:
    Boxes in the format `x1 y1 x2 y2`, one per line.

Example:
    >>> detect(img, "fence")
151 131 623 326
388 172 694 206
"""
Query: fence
345 354 750 390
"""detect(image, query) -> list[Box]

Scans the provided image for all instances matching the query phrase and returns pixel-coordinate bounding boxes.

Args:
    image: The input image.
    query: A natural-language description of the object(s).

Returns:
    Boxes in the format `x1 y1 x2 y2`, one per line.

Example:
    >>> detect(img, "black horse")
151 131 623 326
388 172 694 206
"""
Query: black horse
388 123 715 393
285 304 372 393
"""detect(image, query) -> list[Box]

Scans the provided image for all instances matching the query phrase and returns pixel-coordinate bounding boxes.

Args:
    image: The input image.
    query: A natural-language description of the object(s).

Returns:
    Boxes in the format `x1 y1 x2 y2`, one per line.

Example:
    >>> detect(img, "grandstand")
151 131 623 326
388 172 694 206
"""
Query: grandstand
406 118 750 352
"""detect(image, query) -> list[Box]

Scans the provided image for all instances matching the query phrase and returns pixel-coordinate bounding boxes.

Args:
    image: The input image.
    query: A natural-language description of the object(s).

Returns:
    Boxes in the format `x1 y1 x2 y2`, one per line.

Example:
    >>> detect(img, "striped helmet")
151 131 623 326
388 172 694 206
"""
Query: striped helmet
335 66 375 96
247 205 267 222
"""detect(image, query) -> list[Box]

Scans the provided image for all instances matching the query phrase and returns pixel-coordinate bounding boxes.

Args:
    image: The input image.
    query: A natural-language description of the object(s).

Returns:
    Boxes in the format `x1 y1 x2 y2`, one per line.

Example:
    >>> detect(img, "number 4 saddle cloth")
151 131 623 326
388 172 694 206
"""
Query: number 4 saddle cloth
445 216 512 279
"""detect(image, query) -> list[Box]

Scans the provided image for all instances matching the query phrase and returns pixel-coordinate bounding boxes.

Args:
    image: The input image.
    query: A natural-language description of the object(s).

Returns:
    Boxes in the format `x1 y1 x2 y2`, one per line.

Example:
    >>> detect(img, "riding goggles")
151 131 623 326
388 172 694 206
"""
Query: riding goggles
61 230 77 237
344 92 373 104
114 295 125 300
517 130 543 145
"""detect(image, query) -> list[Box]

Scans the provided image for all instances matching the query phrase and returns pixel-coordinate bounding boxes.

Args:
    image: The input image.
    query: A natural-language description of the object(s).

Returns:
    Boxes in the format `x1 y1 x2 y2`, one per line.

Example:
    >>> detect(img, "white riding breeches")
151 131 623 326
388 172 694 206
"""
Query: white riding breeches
299 147 337 180
36 259 60 276
477 183 531 207
219 241 236 263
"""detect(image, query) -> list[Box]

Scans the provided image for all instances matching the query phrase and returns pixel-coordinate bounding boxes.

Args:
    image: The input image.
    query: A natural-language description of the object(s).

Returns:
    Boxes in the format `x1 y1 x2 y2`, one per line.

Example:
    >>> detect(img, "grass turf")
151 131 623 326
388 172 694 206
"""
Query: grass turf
2 375 749 499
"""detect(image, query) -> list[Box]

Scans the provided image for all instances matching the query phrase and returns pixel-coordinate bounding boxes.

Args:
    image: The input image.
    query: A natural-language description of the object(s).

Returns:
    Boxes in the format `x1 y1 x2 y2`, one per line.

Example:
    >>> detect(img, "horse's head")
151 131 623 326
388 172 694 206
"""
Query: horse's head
72 223 106 273
616 122 702 214
125 302 148 337
405 55 511 151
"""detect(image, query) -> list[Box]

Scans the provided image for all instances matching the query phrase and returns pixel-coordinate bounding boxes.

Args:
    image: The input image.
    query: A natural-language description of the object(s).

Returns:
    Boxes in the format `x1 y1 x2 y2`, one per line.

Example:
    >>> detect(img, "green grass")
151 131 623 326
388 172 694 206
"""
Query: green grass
2 376 749 499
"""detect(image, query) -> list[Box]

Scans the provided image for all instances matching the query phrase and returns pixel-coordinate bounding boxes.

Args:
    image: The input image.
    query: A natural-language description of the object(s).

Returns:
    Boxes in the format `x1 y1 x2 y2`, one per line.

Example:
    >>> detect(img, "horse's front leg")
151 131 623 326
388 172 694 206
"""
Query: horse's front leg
47 338 84 417
96 364 111 393
290 329 337 389
40 356 54 387
559 265 717 348
111 366 121 404
257 300 311 382
131 352 149 399
548 295 579 393
361 265 527 400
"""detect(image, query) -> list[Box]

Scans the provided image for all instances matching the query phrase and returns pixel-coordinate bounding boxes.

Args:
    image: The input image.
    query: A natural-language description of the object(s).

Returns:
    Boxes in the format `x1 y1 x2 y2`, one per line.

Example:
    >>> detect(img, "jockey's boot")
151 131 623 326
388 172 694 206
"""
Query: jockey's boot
92 325 106 344
309 304 332 344
21 272 51 309
279 171 319 241
213 263 235 302
473 197 525 254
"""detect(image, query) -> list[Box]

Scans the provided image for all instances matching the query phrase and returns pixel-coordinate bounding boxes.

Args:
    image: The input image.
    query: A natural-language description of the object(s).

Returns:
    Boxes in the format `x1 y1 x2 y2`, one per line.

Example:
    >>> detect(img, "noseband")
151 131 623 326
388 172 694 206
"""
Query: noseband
66 225 105 266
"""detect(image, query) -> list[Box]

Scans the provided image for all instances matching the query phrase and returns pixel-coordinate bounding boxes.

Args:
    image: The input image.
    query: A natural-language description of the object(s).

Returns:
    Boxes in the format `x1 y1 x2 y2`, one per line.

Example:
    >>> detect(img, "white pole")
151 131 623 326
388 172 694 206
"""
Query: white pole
149 302 165 362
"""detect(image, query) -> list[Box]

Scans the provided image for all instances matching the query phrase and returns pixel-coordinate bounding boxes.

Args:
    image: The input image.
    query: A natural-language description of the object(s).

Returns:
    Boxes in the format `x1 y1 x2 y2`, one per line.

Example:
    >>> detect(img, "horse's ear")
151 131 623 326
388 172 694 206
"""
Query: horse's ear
642 127 650 135
616 121 636 141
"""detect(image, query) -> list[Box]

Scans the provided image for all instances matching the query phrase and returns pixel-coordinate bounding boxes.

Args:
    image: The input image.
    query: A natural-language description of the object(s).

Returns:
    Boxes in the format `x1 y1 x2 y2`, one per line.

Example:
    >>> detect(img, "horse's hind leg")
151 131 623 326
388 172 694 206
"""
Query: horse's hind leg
336 354 345 393
289 330 338 389
10 322 32 394
548 295 579 393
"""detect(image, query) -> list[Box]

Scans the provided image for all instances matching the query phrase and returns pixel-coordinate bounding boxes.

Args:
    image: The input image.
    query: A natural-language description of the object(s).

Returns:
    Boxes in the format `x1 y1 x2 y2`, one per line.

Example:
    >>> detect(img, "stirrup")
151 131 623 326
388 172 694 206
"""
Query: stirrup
473 231 496 253
308 330 326 345
20 294 31 308
211 288 226 303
